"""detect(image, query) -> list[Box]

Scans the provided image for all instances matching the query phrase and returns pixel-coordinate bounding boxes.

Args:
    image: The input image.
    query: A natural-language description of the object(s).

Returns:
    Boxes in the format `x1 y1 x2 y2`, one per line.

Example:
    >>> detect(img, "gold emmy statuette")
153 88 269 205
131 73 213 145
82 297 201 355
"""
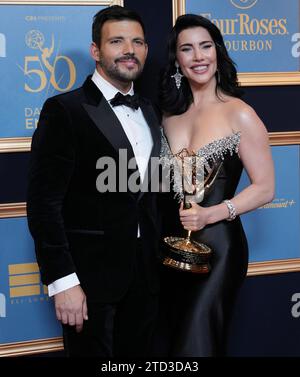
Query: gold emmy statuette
162 150 222 273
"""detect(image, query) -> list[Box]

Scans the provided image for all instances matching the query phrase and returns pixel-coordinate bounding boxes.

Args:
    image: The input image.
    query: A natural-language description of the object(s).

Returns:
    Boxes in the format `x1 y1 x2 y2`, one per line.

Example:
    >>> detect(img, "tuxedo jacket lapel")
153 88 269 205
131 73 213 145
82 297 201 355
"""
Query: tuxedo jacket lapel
82 77 135 163
82 77 161 200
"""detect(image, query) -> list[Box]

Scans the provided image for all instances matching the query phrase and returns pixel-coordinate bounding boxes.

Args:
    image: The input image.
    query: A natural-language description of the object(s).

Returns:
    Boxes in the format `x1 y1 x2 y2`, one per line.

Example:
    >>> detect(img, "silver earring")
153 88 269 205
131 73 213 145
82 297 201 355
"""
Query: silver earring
171 62 184 89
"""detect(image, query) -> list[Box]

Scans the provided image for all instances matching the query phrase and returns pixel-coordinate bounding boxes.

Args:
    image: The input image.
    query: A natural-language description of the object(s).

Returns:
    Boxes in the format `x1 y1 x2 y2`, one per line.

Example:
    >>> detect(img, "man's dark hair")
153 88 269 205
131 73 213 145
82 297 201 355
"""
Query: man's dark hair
92 5 146 47
159 14 243 116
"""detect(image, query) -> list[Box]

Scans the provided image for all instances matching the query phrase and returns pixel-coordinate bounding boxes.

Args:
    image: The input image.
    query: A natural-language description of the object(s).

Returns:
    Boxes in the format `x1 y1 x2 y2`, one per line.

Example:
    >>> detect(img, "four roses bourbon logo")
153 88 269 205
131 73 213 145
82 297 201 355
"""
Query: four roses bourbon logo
230 0 258 9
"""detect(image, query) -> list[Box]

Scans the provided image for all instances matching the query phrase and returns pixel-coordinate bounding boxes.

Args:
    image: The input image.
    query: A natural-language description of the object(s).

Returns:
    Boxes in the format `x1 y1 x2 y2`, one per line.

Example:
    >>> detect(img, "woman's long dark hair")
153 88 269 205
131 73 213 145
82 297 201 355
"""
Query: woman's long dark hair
159 14 243 116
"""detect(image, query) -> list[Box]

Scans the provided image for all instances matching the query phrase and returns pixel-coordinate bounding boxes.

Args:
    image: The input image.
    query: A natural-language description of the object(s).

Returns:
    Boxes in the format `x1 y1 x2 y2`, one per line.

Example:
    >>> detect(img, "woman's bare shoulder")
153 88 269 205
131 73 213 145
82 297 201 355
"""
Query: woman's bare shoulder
224 97 264 132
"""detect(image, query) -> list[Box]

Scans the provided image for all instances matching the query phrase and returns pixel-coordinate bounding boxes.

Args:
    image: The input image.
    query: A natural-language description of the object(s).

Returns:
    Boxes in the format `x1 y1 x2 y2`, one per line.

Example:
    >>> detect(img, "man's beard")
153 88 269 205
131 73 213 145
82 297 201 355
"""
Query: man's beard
99 54 143 83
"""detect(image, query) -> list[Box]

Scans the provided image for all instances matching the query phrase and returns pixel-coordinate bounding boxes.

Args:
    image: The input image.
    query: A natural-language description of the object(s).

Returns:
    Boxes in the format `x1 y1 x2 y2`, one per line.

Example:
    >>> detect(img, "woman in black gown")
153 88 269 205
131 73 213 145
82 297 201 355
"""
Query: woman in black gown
157 14 275 357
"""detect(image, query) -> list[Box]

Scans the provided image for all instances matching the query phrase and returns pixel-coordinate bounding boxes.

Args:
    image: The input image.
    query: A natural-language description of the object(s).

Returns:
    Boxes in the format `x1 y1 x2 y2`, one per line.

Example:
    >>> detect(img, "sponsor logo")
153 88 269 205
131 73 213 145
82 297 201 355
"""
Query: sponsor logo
259 198 296 209
8 263 47 298
230 0 258 9
201 13 288 37
0 33 6 57
200 10 288 53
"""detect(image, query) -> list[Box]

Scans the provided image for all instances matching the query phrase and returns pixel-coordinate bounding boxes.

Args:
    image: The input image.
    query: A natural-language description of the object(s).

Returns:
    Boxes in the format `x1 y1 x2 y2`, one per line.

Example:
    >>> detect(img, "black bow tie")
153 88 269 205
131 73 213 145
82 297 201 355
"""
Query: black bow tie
110 92 140 110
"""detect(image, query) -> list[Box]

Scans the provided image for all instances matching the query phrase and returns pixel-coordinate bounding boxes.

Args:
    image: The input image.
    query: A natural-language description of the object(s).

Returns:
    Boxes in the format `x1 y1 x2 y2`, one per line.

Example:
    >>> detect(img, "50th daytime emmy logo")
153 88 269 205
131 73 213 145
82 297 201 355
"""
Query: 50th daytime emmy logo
24 30 76 94
230 0 258 9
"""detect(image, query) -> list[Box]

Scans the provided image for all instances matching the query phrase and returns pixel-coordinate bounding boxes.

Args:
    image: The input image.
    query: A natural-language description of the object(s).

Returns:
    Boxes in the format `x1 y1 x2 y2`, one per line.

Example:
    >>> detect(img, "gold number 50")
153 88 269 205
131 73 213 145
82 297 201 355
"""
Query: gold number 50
24 55 76 93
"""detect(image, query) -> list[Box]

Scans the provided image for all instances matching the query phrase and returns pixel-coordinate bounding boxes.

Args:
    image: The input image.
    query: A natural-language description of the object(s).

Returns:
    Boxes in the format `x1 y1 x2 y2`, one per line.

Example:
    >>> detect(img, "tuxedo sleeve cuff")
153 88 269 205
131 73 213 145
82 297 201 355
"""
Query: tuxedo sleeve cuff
48 273 80 297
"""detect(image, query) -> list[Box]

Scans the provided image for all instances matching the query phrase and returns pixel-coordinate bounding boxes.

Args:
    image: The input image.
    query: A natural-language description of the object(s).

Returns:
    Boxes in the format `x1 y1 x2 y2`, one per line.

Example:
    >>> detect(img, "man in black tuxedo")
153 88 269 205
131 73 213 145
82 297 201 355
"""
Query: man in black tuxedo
27 5 161 357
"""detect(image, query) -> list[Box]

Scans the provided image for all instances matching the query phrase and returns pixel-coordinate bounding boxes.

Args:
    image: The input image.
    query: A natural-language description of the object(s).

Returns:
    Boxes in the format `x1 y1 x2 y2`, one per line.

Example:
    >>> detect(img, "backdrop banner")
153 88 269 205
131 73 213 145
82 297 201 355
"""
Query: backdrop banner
0 217 62 344
184 0 300 73
237 145 300 262
0 4 102 138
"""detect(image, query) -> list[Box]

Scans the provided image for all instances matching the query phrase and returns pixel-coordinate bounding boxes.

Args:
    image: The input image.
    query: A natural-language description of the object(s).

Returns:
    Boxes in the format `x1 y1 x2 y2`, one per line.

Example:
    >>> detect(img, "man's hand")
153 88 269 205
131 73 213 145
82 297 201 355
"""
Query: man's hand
54 285 88 333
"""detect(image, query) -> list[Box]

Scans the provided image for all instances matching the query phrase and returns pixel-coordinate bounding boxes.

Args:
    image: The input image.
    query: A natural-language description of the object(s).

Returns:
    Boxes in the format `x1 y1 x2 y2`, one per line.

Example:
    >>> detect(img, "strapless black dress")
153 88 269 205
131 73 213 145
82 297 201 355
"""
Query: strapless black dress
157 132 248 357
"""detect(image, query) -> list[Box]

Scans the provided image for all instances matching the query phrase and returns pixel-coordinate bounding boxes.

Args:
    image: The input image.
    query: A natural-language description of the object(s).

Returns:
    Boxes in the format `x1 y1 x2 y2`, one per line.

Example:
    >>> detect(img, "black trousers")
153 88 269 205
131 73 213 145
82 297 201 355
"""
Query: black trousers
63 240 159 357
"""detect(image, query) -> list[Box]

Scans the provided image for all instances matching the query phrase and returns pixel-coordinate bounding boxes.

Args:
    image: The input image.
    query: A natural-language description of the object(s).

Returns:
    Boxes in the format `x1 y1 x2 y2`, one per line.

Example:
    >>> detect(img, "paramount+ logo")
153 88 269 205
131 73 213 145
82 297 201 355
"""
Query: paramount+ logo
8 262 48 299
230 0 258 9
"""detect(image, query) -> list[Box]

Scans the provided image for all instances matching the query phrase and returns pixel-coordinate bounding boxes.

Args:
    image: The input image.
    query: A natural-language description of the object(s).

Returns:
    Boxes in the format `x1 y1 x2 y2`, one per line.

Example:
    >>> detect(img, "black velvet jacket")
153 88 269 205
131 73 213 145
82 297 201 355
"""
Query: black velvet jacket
27 76 161 302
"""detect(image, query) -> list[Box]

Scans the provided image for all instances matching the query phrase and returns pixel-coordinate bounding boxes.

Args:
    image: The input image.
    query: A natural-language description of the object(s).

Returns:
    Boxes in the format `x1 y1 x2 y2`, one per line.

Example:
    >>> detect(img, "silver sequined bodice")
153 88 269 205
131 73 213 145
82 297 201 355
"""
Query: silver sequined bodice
160 130 241 202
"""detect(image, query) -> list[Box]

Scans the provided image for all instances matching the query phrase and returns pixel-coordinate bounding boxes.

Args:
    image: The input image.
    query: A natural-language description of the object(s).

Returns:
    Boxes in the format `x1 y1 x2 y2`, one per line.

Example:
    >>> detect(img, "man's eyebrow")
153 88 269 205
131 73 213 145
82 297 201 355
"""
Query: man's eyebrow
107 36 125 40
107 36 145 42
133 37 146 41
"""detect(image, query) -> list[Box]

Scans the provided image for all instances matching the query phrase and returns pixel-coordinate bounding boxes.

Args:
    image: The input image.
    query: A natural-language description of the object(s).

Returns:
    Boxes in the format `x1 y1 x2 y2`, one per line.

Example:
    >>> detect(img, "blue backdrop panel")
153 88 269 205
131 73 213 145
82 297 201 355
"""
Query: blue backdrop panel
0 4 102 138
0 217 61 343
237 145 300 262
185 0 300 73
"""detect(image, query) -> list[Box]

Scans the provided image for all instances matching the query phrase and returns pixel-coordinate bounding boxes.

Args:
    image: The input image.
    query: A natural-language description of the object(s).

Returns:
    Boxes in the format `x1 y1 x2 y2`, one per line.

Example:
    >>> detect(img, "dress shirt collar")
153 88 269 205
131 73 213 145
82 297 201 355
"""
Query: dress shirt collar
91 69 134 102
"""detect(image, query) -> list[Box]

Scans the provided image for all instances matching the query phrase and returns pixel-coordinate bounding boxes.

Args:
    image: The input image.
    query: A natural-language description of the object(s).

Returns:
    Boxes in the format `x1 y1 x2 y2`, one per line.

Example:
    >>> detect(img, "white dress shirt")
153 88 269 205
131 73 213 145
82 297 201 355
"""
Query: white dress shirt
48 70 153 297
